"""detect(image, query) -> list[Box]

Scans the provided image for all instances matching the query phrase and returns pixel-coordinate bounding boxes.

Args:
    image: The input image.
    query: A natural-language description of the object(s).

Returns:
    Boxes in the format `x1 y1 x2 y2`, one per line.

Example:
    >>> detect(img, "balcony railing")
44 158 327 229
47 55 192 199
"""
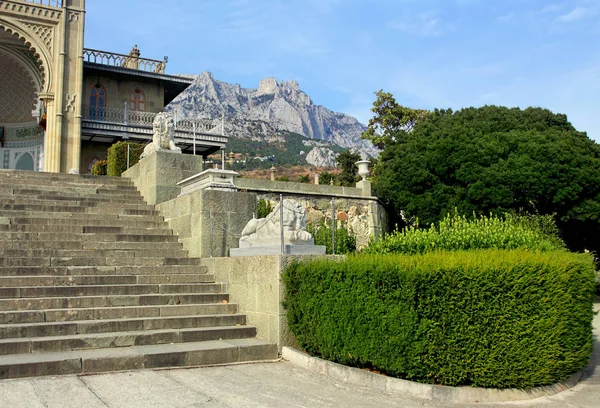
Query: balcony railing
20 0 62 7
83 48 167 74
83 105 224 138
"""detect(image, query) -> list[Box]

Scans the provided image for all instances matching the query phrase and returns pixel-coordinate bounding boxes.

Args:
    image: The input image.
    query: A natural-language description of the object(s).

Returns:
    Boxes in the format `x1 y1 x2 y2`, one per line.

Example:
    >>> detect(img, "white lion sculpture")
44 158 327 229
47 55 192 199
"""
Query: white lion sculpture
239 199 314 248
140 112 181 159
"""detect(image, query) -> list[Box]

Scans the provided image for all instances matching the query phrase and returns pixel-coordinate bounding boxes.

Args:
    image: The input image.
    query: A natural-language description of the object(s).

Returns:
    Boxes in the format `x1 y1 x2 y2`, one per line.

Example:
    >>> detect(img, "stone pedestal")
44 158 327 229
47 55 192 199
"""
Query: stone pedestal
177 169 239 196
230 244 326 257
356 179 372 197
122 151 204 205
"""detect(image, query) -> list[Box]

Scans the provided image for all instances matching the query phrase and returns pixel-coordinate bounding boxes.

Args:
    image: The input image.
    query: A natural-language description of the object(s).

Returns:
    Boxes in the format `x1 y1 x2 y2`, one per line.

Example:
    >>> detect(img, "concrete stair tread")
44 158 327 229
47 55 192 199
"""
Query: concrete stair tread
0 303 239 324
0 274 213 286
0 283 223 299
0 325 256 354
0 325 253 345
0 313 245 339
0 338 278 378
0 293 229 312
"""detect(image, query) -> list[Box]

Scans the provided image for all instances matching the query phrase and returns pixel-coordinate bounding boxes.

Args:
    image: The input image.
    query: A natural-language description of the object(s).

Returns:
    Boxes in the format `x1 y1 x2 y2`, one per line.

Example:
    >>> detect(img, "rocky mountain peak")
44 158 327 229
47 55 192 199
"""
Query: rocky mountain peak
167 72 378 159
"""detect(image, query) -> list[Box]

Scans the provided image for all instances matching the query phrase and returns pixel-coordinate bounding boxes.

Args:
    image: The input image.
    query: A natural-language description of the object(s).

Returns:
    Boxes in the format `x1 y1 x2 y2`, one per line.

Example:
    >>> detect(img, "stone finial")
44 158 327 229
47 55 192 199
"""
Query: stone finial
314 173 320 185
129 45 141 58
270 166 277 181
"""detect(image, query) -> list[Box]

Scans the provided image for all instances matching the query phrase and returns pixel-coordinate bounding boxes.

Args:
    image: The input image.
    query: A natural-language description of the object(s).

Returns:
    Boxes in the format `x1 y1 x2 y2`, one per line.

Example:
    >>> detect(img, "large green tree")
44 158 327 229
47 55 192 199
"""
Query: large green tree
364 98 600 253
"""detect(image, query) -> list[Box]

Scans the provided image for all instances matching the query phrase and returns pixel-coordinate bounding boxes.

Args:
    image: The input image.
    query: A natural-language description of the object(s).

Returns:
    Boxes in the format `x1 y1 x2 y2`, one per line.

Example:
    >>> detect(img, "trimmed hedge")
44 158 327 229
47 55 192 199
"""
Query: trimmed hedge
107 142 145 177
365 212 565 255
283 250 595 388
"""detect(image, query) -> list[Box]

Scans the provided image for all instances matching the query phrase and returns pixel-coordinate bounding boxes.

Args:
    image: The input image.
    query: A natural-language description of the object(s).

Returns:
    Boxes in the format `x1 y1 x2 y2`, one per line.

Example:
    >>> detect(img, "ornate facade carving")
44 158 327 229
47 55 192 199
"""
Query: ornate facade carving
64 93 76 112
0 1 62 21
67 11 79 22
23 23 54 55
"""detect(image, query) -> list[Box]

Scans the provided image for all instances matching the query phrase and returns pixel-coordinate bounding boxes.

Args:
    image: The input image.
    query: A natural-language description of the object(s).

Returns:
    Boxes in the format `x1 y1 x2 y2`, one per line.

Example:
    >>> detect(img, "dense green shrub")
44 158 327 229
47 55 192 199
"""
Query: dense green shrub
297 174 310 183
307 220 356 254
90 159 107 176
107 142 145 177
365 212 565 254
284 250 595 388
256 199 273 218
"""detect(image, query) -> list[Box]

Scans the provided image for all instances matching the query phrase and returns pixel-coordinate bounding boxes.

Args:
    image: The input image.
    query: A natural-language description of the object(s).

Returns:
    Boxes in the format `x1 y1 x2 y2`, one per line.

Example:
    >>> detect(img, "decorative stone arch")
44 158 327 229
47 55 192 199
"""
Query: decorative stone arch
0 18 54 94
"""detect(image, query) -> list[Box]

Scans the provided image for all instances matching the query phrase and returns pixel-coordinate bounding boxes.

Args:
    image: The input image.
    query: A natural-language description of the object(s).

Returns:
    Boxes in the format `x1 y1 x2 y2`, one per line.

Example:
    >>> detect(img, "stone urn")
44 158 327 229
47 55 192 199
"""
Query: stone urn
355 160 370 181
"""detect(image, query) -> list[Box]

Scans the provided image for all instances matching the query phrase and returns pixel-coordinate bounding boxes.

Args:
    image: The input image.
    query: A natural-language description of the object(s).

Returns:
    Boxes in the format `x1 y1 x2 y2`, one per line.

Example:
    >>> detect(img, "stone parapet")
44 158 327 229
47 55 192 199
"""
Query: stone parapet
123 151 204 205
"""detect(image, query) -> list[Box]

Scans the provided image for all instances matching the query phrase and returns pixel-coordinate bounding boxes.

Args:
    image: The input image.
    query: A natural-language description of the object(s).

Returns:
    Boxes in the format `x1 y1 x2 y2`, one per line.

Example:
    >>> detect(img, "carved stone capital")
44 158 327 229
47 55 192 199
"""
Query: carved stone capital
38 91 55 101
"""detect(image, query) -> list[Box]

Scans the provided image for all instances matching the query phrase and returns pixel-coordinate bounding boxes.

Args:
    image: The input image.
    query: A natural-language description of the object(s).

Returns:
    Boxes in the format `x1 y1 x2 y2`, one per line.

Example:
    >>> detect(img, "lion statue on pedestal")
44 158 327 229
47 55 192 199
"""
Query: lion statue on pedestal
239 199 314 248
140 112 181 159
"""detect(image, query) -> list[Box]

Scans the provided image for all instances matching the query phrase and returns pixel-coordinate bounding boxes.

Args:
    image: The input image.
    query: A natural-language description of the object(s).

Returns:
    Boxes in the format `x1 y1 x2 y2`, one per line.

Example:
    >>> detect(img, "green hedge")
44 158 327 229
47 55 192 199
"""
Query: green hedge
283 250 595 388
107 142 145 177
365 212 565 255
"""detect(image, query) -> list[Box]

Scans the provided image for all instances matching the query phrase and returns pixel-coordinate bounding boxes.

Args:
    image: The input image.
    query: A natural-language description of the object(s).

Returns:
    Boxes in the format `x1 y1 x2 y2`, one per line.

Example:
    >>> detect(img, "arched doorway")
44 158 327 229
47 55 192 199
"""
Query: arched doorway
0 25 45 172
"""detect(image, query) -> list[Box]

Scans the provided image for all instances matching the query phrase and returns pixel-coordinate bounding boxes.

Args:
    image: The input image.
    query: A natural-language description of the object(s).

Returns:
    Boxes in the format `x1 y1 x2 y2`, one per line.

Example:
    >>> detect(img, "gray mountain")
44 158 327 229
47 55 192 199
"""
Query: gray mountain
167 72 378 159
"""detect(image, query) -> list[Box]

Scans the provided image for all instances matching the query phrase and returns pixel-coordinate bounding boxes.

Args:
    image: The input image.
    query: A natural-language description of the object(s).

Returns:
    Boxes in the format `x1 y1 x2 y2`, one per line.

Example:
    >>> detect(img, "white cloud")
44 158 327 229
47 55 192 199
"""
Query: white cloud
497 12 515 22
388 12 443 36
556 7 596 22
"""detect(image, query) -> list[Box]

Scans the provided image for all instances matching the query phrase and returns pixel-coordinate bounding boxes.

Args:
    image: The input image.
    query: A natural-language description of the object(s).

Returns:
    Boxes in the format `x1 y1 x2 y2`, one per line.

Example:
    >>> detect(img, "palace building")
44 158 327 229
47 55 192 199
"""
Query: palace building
0 0 226 174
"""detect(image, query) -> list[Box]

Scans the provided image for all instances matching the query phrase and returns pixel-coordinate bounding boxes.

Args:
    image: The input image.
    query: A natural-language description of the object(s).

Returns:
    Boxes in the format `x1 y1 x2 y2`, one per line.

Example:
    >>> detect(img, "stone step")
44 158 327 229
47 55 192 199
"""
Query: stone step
0 314 247 339
0 303 238 324
0 265 206 276
0 326 258 355
0 338 277 379
0 197 152 209
7 216 165 229
0 231 177 243
0 292 228 312
0 225 175 236
0 211 165 223
0 191 144 205
4 186 141 198
0 274 213 287
0 204 160 216
3 241 183 251
0 257 201 268
0 283 223 299
0 170 134 186
0 248 188 258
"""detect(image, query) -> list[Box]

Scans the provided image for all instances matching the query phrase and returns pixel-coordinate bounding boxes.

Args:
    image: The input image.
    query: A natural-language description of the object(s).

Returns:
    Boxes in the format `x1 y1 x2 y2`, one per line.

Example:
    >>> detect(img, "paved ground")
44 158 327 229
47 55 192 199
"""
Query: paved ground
1 306 598 408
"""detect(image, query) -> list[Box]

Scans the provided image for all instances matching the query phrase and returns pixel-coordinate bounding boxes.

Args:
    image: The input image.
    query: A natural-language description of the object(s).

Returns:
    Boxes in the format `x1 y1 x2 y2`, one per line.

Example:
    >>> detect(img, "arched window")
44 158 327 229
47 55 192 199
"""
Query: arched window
89 83 106 119
130 88 145 111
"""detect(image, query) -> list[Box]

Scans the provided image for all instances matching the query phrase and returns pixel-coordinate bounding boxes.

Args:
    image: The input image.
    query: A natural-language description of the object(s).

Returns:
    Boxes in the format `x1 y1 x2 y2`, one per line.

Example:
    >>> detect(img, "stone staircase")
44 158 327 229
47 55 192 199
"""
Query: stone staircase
0 170 277 379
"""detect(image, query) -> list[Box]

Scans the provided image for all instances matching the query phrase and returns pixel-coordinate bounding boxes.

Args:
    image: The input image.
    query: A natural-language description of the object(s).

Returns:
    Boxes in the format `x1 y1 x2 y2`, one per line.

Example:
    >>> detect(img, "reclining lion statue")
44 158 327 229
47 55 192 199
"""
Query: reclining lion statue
140 112 181 159
239 199 314 247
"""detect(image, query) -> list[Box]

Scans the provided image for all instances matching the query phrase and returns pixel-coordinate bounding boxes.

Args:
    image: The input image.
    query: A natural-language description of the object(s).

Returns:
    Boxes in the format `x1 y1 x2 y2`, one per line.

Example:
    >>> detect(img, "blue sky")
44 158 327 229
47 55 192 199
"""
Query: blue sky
85 0 600 141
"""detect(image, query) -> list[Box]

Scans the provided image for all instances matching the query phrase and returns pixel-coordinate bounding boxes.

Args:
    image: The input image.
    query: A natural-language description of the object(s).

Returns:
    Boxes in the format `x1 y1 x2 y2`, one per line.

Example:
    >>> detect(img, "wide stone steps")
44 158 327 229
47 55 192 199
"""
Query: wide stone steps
0 292 230 311
0 283 224 298
0 170 277 378
0 339 277 379
0 326 258 355
0 314 247 339
0 303 239 324
0 274 213 287
0 265 206 276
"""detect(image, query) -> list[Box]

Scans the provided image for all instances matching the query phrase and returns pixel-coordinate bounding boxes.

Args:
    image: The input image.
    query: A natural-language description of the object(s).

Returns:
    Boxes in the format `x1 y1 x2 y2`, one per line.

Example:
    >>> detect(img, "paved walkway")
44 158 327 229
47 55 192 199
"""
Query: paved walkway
1 306 598 408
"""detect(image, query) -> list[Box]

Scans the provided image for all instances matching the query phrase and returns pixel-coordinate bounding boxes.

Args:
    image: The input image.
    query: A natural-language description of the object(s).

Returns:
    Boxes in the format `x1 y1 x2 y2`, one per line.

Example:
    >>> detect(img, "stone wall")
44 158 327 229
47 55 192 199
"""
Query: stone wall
203 255 340 351
235 178 388 249
123 151 204 205
156 189 255 258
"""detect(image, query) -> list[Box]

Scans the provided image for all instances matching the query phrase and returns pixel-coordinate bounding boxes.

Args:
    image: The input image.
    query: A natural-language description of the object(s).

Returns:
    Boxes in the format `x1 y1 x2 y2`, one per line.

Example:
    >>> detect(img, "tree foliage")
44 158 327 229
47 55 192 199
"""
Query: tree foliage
369 102 600 253
335 150 361 186
361 90 430 150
